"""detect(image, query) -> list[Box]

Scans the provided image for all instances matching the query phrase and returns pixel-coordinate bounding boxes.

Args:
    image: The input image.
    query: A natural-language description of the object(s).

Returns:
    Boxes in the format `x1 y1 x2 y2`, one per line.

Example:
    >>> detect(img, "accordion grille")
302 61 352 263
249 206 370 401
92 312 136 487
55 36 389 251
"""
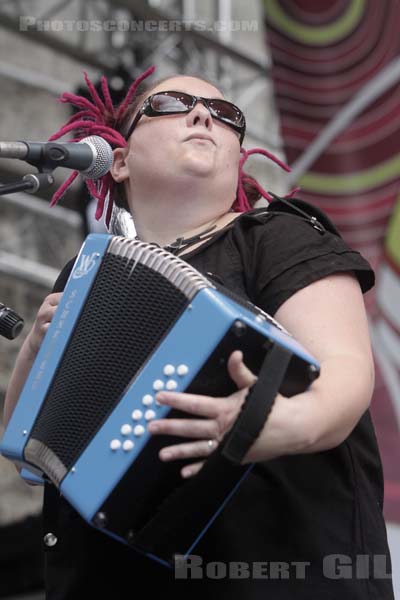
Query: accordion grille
28 247 202 479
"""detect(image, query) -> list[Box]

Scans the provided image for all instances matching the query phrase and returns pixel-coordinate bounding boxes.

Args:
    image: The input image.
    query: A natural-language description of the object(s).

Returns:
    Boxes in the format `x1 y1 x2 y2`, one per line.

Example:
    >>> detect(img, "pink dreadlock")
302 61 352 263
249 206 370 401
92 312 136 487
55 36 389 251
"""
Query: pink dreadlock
48 66 155 225
48 65 296 223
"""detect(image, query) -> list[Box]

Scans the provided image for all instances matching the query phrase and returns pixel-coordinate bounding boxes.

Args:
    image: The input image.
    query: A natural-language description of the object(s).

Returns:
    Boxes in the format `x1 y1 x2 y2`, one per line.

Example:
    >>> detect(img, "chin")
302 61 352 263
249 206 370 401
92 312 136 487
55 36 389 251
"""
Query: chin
182 156 215 176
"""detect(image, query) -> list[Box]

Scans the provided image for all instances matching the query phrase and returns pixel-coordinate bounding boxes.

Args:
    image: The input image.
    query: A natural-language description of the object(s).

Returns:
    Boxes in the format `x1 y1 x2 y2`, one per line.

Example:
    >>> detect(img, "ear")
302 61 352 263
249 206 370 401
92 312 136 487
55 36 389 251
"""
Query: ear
111 147 130 183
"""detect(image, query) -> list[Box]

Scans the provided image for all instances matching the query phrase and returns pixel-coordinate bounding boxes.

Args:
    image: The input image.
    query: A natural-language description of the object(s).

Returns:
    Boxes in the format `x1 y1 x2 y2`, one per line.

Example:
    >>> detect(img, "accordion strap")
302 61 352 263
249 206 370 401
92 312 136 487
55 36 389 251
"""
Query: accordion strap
221 344 293 464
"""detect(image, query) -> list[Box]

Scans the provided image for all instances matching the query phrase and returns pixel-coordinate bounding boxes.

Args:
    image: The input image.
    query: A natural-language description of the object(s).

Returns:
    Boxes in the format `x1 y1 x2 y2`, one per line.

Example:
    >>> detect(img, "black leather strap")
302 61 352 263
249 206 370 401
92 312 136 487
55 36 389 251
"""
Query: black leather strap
222 344 293 464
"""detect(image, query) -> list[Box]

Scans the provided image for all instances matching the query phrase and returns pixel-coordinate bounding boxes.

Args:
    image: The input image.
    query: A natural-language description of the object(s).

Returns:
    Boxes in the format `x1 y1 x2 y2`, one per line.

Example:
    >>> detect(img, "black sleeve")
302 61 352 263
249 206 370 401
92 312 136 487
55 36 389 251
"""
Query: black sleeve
249 212 375 316
52 257 77 293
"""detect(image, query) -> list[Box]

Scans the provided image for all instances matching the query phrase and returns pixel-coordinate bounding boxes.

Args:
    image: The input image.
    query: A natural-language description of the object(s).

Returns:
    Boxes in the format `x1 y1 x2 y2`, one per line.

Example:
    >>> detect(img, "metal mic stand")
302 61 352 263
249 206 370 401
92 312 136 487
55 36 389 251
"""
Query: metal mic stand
0 172 55 338
0 162 57 339
0 172 55 196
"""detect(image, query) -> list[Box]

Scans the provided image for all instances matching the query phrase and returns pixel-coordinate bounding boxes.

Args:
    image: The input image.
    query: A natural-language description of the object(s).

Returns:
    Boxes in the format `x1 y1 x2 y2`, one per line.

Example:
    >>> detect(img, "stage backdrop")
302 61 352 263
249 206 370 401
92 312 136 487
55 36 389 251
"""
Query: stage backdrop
263 0 400 522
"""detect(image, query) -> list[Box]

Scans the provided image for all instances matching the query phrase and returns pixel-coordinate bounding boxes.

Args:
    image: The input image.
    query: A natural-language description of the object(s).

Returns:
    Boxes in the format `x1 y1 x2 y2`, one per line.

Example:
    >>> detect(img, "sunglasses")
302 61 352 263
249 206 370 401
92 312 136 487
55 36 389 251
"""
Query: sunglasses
125 90 246 144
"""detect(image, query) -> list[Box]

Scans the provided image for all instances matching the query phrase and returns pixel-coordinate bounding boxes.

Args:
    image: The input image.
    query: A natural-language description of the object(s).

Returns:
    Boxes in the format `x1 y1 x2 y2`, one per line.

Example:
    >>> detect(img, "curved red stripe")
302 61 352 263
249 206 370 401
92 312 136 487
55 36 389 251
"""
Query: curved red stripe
267 10 382 73
273 36 400 98
266 1 387 64
281 0 349 24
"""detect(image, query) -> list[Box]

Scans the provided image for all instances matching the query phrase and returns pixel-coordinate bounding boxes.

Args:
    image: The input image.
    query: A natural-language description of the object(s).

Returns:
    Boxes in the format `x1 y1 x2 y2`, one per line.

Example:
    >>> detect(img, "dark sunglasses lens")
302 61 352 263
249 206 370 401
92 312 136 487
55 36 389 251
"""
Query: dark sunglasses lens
208 100 244 126
150 92 193 113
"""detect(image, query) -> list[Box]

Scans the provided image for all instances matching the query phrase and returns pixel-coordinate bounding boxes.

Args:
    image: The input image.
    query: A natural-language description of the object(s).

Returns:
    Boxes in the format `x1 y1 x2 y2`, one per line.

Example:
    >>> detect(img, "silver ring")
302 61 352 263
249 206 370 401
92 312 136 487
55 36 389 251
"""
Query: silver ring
207 439 215 449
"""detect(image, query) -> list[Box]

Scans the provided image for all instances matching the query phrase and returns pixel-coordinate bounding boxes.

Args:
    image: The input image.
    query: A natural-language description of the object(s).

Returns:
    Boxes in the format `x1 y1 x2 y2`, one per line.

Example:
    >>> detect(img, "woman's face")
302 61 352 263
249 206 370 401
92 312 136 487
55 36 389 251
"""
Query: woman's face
122 75 242 190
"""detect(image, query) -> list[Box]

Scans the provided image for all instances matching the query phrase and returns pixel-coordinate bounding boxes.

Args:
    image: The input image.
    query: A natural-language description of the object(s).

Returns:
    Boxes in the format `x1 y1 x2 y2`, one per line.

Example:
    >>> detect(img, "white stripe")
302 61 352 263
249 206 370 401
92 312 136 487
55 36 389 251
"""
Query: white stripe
375 320 400 369
386 524 400 598
288 56 400 184
376 263 400 330
371 324 400 430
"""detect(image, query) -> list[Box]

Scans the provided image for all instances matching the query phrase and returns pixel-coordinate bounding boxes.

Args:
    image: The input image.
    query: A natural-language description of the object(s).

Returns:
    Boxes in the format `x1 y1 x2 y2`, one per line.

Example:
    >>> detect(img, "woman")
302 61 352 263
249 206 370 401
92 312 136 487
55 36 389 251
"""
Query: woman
3 68 394 599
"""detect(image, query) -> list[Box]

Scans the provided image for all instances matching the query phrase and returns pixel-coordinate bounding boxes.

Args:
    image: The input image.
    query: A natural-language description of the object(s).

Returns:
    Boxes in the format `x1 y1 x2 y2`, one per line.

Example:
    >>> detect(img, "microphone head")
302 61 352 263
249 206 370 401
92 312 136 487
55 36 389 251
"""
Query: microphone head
79 135 113 180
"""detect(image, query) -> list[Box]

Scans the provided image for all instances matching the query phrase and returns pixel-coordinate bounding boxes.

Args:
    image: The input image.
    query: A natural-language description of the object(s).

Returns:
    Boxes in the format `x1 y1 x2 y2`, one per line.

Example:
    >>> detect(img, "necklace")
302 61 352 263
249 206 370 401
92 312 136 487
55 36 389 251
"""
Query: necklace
135 215 222 256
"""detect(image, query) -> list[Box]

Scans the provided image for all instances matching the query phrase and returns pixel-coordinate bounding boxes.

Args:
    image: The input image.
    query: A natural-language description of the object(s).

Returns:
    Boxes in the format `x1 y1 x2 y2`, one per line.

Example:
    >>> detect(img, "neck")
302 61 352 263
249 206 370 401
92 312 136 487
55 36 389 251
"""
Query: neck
135 211 227 249
127 178 236 248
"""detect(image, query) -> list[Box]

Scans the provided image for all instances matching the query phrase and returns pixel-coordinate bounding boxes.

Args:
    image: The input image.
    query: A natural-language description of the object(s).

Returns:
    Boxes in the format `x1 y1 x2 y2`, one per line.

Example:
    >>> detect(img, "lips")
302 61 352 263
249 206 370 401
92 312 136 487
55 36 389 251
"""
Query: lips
185 134 215 144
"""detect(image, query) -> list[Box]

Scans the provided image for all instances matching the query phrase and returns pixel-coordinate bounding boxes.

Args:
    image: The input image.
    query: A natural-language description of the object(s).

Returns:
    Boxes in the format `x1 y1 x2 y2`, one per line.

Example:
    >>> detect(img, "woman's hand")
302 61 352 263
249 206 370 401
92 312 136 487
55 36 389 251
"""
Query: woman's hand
147 350 257 478
26 292 62 357
3 292 63 429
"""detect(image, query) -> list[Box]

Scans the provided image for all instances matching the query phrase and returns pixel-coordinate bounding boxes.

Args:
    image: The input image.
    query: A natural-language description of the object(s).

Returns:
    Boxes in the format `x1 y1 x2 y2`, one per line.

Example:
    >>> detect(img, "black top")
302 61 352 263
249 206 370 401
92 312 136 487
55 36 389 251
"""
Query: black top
43 199 394 600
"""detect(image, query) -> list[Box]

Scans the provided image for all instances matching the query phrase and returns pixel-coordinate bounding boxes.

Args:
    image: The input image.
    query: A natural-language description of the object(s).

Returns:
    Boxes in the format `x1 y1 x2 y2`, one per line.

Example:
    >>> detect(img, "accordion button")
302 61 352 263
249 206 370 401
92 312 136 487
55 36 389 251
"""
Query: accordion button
121 424 132 436
44 533 58 547
144 410 156 421
163 364 175 376
134 425 145 436
177 364 189 376
123 440 134 451
153 380 164 391
142 394 154 406
110 439 121 451
166 379 177 390
131 409 143 420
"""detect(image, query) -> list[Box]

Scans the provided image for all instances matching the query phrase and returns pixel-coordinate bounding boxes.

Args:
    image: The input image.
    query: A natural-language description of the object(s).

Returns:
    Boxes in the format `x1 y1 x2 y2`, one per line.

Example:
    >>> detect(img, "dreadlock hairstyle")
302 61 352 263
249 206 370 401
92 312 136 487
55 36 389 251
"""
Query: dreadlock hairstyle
48 65 295 225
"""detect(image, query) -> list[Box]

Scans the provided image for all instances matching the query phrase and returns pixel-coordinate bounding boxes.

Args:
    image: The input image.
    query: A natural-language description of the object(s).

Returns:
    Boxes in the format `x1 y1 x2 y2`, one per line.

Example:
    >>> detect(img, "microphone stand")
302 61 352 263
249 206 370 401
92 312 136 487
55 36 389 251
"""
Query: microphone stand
0 171 55 196
0 161 58 340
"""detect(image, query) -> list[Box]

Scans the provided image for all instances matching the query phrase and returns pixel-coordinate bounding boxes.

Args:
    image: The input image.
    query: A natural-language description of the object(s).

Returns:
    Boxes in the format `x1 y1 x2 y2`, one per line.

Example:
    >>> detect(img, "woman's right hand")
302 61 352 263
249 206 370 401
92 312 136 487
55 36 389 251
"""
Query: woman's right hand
26 292 62 357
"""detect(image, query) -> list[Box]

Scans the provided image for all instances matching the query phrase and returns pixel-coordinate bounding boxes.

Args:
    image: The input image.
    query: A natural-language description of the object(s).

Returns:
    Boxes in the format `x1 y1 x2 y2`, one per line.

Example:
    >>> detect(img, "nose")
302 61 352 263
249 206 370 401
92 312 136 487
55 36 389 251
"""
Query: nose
185 99 213 131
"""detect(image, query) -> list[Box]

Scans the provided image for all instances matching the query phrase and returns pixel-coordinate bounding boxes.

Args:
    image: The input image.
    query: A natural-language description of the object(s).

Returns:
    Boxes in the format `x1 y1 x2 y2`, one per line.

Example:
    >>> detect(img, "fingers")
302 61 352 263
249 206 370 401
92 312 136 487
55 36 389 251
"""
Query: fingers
227 350 257 389
46 292 63 306
37 299 59 324
148 417 220 441
159 439 218 463
156 391 221 419
36 293 62 323
27 293 63 355
149 351 257 478
181 461 206 479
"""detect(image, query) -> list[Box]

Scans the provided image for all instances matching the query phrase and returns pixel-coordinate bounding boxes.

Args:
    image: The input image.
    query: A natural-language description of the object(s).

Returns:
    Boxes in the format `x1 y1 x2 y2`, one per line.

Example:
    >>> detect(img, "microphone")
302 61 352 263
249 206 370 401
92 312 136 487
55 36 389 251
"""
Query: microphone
0 303 24 340
0 136 113 180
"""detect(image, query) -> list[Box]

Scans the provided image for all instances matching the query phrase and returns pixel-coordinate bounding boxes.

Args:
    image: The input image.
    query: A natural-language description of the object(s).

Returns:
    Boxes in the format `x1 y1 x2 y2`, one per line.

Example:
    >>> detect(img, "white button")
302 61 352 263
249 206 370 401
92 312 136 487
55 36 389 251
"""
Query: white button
166 379 177 390
131 409 143 421
134 425 145 436
144 410 156 421
163 364 175 376
110 439 121 451
153 379 164 391
44 533 58 547
121 424 132 436
122 440 134 451
177 364 189 376
142 394 154 406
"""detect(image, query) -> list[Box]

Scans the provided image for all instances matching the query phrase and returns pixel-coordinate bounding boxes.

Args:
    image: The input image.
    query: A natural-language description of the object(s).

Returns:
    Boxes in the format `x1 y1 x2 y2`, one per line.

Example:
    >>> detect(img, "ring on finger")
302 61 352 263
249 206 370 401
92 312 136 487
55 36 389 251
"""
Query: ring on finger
207 439 216 450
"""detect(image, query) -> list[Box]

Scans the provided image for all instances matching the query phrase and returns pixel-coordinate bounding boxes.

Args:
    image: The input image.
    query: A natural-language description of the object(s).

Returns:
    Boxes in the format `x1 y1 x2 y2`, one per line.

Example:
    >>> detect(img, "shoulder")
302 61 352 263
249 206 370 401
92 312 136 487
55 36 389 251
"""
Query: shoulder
233 195 341 237
230 196 350 264
228 196 374 314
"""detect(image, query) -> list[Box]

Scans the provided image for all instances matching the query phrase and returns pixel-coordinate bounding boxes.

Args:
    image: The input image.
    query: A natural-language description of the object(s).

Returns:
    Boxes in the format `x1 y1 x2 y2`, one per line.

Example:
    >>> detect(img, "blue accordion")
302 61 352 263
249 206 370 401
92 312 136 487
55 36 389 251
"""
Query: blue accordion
1 234 319 567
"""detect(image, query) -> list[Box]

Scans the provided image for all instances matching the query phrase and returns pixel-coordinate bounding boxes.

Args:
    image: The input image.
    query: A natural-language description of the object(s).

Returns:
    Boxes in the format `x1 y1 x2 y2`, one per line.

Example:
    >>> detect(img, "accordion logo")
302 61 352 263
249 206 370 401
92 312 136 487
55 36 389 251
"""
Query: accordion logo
72 252 98 279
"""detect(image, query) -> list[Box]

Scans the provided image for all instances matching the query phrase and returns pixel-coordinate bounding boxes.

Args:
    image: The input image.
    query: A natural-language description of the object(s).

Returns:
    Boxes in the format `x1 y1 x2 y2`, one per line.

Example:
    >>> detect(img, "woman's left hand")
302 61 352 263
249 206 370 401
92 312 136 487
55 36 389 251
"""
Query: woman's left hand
147 350 257 478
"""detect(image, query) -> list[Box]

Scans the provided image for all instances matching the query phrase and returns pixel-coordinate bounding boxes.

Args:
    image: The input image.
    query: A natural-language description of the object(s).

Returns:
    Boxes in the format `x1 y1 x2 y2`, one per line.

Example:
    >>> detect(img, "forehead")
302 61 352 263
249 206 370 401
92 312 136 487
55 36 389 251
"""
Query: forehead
150 76 224 99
